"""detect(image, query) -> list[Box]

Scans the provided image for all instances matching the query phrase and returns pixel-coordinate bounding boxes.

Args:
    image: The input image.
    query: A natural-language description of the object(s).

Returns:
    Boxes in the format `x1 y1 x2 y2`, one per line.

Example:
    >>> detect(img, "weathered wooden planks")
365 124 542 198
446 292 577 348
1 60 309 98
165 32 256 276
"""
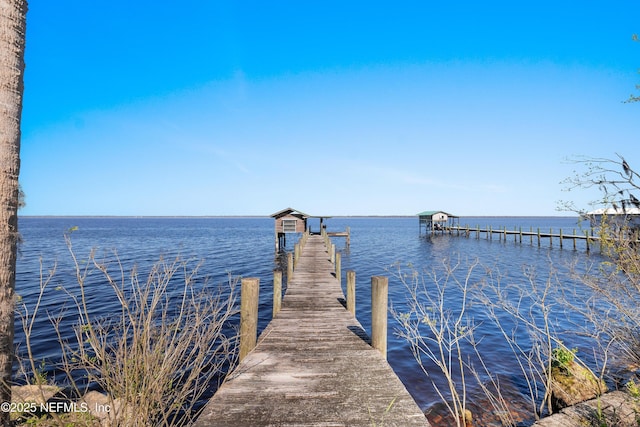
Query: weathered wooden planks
194 234 429 427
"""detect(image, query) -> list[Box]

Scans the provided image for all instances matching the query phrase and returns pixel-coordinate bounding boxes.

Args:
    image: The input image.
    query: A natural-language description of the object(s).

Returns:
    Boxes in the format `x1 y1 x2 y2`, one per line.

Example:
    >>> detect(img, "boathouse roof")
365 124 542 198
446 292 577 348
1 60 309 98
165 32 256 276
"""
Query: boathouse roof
586 207 640 216
417 210 458 217
270 207 311 219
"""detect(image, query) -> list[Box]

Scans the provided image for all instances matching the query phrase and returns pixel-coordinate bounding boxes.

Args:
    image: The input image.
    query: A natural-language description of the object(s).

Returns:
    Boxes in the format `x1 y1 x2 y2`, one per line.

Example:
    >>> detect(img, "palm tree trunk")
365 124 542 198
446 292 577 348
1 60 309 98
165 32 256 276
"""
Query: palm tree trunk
0 1 27 424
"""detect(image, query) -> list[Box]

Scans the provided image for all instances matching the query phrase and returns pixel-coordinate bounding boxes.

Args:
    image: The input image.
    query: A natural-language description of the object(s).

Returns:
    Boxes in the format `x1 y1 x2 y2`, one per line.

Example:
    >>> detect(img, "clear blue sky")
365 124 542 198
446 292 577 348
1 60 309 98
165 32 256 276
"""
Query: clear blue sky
19 1 640 216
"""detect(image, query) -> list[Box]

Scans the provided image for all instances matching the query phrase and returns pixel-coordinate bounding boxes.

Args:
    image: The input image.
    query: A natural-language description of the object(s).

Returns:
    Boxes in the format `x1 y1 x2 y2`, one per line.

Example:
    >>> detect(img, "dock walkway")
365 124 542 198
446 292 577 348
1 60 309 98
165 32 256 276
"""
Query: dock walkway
194 234 429 427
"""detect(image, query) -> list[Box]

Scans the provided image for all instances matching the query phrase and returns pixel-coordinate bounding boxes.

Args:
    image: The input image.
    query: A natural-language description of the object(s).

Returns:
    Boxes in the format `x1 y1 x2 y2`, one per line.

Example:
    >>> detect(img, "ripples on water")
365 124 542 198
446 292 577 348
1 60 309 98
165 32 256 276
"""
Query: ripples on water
16 216 604 423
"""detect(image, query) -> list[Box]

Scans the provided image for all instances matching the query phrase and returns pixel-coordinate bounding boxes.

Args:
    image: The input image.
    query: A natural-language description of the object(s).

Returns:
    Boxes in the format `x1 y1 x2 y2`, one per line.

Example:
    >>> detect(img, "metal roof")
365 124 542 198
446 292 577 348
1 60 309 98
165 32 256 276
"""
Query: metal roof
417 210 458 217
586 207 640 215
270 207 311 219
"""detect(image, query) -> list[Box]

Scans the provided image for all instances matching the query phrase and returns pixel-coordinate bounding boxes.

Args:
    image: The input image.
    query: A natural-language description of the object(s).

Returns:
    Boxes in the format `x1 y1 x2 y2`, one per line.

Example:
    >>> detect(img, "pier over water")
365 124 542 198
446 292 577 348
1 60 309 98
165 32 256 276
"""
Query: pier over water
194 234 429 426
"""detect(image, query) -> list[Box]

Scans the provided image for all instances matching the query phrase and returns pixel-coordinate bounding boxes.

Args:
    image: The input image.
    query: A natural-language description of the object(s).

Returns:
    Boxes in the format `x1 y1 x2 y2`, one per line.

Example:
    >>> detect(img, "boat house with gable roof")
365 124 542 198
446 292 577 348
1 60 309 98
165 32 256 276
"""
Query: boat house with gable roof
270 207 310 251
586 206 640 230
417 210 459 235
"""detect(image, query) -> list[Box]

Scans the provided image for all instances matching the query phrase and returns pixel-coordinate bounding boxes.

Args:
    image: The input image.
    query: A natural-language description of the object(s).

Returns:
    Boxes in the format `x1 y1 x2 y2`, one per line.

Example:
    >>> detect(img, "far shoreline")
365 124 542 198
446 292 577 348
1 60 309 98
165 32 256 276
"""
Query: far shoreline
18 214 581 221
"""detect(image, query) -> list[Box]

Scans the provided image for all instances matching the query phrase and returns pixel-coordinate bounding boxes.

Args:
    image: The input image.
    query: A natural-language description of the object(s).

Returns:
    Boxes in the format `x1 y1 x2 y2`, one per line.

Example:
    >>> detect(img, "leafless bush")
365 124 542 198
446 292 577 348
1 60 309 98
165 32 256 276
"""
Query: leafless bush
392 258 606 426
14 233 240 426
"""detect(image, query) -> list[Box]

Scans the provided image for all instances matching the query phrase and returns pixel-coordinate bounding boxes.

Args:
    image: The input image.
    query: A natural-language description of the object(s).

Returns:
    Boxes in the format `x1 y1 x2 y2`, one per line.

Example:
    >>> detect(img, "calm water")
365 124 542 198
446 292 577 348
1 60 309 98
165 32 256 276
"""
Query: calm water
15 216 603 423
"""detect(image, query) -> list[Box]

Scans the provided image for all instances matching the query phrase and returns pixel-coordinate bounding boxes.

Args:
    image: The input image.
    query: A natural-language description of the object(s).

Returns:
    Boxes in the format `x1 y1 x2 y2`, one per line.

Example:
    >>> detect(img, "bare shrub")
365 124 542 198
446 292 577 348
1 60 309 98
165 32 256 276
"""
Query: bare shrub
391 258 479 427
14 232 240 426
392 257 606 426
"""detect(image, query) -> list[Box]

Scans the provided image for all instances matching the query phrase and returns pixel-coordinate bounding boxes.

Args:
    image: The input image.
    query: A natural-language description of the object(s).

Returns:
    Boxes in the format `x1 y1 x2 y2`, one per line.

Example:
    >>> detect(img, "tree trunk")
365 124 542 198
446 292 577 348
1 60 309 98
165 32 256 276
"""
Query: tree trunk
0 0 26 425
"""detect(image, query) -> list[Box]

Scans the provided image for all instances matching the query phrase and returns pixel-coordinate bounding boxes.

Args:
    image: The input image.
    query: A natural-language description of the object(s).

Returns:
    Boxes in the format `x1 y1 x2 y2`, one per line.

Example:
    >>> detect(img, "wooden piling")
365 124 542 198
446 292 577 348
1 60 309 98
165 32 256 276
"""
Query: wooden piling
273 270 282 318
239 278 260 362
585 230 590 251
336 251 341 285
347 270 356 315
371 276 388 359
287 252 293 282
530 226 533 245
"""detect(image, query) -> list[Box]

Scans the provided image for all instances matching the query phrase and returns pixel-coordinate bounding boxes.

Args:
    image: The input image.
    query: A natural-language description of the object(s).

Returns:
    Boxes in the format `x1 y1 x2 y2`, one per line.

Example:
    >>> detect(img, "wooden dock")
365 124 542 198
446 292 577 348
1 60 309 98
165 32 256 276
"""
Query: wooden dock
443 225 600 251
193 234 429 427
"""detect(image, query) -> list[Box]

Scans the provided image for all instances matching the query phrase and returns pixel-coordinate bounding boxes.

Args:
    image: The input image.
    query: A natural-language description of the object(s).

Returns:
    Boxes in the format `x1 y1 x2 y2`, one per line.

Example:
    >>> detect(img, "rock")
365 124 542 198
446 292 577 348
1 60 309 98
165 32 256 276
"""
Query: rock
80 391 111 423
11 384 60 405
550 360 608 410
533 390 640 426
459 408 473 427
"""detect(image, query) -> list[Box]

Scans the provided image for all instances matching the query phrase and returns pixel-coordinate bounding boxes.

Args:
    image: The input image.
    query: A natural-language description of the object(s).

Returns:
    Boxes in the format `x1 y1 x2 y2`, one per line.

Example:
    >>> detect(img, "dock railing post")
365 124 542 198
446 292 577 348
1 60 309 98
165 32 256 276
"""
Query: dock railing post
287 252 293 283
585 230 590 251
239 278 260 362
347 270 356 315
273 269 282 318
336 251 341 285
371 276 388 359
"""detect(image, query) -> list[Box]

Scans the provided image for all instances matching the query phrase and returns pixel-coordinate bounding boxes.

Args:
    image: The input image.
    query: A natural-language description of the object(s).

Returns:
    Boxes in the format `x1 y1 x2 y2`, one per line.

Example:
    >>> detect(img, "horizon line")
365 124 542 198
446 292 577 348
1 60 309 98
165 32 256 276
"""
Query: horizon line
19 214 579 219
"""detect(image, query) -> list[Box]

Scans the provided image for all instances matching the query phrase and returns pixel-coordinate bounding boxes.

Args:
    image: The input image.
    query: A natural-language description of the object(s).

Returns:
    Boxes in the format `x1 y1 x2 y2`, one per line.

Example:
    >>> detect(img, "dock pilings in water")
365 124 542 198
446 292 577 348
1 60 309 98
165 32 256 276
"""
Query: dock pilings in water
436 225 599 251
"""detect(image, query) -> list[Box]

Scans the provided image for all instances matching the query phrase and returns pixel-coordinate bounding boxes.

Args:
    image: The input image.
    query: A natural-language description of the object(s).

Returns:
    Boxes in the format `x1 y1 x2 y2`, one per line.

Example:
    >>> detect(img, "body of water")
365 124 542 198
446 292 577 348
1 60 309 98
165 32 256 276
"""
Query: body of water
15 216 605 425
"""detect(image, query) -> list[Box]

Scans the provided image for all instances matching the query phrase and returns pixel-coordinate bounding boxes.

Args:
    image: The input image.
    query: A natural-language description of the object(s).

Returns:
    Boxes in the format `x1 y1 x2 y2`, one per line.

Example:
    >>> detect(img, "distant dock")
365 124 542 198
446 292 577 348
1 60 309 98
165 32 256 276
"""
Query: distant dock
194 231 429 426
443 225 599 251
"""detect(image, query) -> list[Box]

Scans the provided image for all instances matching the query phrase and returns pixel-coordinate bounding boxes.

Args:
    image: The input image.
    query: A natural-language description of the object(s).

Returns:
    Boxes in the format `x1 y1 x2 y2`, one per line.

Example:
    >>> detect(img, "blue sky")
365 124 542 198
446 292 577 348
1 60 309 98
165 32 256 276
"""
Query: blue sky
20 1 640 216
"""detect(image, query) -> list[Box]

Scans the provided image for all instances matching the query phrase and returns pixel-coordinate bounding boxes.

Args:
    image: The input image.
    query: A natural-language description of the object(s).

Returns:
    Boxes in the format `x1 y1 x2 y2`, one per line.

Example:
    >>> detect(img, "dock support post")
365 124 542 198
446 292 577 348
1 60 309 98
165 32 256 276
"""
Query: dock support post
371 276 388 359
273 270 282 318
347 270 356 315
346 226 351 247
287 252 293 282
239 278 260 362
336 251 341 285
585 230 590 252
330 243 336 264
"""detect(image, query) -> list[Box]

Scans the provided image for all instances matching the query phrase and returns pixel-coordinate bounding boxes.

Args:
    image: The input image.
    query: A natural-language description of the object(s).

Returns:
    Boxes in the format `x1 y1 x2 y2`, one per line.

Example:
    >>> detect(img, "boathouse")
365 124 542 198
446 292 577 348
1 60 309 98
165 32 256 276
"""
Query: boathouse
271 207 309 251
586 207 640 229
418 210 459 234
